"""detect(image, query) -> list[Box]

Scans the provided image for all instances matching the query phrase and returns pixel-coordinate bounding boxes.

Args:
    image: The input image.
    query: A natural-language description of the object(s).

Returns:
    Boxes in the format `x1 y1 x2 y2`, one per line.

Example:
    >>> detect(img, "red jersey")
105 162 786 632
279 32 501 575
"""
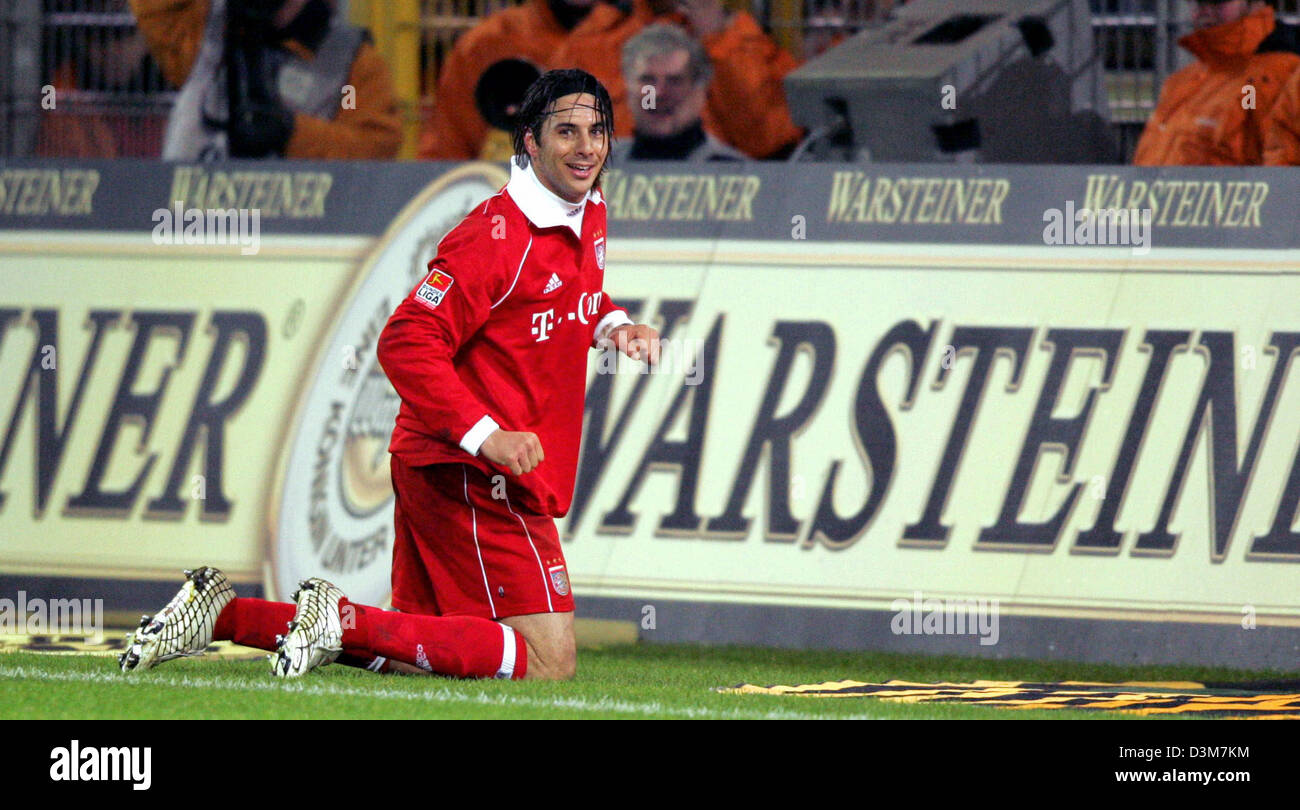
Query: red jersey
377 159 630 518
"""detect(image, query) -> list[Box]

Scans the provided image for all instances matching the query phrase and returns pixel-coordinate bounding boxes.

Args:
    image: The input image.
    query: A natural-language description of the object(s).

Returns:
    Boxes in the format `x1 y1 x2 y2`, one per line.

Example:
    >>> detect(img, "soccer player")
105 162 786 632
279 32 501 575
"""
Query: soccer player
119 69 658 681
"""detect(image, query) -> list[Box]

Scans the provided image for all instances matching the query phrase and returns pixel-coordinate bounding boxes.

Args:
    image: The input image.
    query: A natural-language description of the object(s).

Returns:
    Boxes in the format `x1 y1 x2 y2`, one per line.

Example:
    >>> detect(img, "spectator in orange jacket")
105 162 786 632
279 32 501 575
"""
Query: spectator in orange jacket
1133 1 1300 166
618 23 748 160
130 0 400 159
419 0 802 160
418 0 611 162
1263 44 1300 163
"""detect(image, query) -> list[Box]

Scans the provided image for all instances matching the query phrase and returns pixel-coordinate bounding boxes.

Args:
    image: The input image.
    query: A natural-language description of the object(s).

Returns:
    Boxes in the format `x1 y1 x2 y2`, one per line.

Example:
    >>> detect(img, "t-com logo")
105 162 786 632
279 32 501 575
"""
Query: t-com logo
268 163 509 605
50 740 151 790
531 292 604 342
532 309 555 341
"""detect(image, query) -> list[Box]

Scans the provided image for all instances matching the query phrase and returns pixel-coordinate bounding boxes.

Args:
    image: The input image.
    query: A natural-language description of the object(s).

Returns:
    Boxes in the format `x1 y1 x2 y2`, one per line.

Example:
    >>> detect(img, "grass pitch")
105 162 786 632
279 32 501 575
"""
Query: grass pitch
0 642 1287 720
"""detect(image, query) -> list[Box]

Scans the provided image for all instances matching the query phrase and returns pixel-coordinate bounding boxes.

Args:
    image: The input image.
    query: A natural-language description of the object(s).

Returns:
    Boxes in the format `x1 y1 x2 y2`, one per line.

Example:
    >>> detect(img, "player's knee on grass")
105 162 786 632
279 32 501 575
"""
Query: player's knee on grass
525 634 576 681
503 612 576 680
538 631 579 681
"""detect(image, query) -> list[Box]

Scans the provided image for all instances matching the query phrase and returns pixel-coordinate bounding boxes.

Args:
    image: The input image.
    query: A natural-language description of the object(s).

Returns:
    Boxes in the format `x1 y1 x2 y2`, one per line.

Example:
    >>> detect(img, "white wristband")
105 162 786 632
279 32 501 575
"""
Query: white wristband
460 415 501 456
593 309 634 346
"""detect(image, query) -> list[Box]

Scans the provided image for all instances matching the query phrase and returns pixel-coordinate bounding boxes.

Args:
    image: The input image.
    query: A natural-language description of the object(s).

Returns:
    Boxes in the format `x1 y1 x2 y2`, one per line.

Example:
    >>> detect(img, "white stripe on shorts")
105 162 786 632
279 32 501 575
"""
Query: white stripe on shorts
501 488 553 613
463 465 497 617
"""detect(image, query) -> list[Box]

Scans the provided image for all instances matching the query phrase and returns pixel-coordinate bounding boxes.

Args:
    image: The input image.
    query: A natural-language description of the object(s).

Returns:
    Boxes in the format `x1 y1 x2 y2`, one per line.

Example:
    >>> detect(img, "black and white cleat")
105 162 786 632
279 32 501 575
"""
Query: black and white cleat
119 566 235 673
271 578 346 678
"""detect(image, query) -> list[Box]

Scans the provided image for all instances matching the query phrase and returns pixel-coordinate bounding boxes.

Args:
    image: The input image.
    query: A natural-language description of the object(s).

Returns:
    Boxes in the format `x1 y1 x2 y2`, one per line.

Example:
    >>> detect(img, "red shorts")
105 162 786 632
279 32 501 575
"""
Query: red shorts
390 458 574 619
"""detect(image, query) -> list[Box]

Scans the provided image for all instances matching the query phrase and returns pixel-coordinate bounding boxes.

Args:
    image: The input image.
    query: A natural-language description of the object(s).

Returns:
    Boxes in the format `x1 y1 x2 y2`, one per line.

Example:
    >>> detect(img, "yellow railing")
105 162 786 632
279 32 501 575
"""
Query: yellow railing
352 0 422 159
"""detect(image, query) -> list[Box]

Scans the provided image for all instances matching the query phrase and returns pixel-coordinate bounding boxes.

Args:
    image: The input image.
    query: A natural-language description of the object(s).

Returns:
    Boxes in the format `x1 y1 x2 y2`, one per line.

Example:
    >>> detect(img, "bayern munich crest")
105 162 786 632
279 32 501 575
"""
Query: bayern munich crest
267 163 509 604
594 238 605 270
549 565 571 597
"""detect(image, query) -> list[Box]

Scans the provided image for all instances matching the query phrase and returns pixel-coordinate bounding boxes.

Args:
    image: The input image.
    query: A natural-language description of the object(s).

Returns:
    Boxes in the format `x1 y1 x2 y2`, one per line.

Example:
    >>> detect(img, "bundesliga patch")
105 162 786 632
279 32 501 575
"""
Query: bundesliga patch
548 565 570 597
414 269 454 310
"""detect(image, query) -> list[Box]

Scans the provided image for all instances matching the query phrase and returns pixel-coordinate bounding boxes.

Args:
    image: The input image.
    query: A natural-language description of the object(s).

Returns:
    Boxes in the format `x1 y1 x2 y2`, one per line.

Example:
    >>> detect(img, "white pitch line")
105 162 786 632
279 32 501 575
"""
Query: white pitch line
0 664 884 720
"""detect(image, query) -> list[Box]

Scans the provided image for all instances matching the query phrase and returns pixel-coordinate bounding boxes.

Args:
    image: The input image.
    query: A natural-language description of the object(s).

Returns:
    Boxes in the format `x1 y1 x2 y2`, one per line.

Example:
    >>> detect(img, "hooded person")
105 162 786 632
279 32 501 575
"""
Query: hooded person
130 0 401 160
1133 0 1300 166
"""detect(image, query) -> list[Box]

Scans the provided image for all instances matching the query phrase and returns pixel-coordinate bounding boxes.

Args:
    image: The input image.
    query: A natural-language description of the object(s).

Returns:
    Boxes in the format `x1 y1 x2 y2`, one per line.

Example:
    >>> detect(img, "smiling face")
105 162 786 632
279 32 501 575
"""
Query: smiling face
629 48 707 138
523 92 609 203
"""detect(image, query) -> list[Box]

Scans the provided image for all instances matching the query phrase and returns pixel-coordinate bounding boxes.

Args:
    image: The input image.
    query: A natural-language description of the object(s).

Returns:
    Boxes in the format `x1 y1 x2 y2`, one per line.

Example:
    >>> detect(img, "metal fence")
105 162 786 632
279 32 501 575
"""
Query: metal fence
1091 0 1181 160
1094 0 1300 158
7 0 171 158
0 0 41 156
417 0 518 131
5 0 1299 160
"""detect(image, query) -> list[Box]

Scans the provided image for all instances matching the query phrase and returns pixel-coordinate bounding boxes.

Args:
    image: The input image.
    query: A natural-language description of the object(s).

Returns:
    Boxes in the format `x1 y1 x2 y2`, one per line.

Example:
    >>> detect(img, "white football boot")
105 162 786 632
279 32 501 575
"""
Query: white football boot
119 566 235 672
271 578 346 678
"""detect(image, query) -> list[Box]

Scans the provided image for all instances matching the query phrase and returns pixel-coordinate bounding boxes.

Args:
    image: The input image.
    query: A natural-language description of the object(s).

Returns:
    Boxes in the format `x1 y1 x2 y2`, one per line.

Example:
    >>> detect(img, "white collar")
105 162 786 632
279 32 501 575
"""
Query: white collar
507 156 603 238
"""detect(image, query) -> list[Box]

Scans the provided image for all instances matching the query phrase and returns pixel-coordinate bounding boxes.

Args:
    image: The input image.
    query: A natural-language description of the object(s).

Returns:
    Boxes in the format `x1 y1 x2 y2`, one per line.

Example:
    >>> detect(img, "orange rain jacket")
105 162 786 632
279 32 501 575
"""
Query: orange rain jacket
418 0 803 160
1263 51 1300 164
1133 6 1300 166
129 0 401 159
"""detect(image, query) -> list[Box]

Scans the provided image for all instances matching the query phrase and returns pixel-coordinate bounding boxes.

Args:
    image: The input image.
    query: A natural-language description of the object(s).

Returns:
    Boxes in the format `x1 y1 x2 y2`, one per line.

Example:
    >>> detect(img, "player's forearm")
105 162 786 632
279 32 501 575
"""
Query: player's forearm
377 314 497 449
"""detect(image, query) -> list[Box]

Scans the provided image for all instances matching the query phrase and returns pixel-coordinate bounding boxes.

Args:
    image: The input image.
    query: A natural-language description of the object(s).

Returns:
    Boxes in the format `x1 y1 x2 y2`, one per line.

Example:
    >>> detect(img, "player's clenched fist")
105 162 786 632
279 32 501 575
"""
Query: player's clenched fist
480 429 545 475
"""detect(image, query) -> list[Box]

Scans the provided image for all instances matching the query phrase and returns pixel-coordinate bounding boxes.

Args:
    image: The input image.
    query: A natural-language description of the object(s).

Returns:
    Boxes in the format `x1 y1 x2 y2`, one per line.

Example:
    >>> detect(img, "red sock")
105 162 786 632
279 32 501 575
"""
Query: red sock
212 597 295 651
341 601 527 680
213 598 392 672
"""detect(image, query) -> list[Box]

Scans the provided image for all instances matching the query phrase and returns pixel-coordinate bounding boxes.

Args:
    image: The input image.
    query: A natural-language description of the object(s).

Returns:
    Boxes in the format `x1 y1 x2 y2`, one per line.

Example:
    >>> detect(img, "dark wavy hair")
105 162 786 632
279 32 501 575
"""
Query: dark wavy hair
512 69 615 176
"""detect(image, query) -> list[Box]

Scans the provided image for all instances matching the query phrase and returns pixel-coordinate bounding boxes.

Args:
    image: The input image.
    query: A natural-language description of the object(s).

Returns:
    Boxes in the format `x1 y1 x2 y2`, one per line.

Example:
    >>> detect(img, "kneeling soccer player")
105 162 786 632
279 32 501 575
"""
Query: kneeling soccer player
119 69 659 681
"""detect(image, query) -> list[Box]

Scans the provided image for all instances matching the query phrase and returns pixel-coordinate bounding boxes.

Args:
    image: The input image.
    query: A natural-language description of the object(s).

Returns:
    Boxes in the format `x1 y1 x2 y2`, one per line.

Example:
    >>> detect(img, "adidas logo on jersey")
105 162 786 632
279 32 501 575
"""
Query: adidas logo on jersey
543 273 563 294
